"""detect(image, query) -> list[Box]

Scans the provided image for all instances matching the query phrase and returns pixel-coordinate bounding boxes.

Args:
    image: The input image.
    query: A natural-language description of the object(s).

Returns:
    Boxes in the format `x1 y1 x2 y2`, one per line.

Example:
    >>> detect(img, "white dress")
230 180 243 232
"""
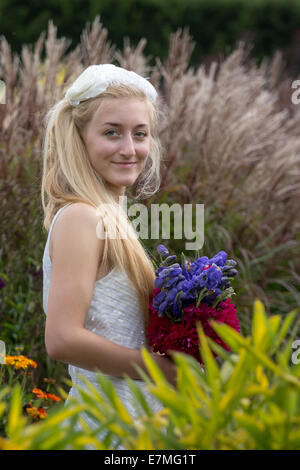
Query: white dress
42 204 163 448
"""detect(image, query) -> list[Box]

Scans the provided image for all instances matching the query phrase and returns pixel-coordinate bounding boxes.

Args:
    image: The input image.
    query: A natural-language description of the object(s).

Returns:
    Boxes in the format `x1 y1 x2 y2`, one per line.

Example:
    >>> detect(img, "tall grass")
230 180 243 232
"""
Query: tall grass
0 16 299 382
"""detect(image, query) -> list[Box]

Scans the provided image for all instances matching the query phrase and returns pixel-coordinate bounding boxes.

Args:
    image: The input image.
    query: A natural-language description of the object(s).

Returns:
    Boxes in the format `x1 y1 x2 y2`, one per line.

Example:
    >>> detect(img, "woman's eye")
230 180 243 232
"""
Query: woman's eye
135 132 148 138
105 130 119 136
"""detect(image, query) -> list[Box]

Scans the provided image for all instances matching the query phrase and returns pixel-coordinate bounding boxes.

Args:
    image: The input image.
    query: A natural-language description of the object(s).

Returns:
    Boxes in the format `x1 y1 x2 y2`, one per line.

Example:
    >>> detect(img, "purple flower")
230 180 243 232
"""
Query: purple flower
202 287 222 305
189 256 209 275
172 299 182 318
0 276 6 289
164 276 180 288
157 244 169 259
152 246 238 318
153 290 167 309
162 255 177 266
158 300 168 317
202 264 223 290
154 276 164 288
209 251 227 267
166 286 178 303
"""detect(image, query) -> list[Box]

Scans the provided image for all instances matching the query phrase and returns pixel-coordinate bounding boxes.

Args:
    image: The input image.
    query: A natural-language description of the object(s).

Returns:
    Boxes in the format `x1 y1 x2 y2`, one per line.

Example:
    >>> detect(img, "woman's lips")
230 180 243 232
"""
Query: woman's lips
112 162 137 167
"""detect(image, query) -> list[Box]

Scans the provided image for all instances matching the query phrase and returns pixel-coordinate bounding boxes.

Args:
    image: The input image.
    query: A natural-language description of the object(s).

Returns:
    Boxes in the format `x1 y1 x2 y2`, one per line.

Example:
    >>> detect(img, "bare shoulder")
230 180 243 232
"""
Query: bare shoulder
56 202 100 228
51 202 104 281
51 202 101 254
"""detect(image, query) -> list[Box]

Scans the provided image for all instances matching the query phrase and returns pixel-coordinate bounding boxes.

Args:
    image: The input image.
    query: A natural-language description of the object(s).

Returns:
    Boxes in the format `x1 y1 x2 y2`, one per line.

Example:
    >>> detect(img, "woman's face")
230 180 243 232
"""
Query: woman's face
82 97 151 199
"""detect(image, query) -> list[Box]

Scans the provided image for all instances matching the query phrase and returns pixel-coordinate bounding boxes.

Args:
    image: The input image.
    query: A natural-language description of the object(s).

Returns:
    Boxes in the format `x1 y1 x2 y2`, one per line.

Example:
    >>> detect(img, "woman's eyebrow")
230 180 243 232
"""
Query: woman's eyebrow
101 122 149 128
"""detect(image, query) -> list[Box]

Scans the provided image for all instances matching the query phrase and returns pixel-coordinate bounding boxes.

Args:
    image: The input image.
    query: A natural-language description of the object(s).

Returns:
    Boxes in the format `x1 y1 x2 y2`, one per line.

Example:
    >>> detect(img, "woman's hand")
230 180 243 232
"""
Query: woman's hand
150 352 177 388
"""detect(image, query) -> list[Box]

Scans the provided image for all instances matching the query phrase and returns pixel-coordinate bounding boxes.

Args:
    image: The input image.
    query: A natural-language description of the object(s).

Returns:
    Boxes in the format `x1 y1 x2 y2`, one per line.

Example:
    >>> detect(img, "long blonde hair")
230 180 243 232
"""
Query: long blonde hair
41 83 164 323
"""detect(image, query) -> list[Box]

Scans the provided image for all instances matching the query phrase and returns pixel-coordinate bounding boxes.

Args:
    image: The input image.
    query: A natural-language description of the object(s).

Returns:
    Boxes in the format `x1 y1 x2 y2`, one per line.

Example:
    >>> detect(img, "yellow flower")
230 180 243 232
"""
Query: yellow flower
24 403 47 422
5 355 37 370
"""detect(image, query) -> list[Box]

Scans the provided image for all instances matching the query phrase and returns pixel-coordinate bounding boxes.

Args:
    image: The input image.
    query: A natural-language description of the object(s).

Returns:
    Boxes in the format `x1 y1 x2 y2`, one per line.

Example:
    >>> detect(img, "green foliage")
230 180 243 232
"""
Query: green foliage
1 0 300 71
1 300 299 450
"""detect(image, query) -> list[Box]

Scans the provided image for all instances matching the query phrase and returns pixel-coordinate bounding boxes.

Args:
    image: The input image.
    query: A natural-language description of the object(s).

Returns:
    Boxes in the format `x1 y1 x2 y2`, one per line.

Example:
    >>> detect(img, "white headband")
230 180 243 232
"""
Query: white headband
65 64 158 106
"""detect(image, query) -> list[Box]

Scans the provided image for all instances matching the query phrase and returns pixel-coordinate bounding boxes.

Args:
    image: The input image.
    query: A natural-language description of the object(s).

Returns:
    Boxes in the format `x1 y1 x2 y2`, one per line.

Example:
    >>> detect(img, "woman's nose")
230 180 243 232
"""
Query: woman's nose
120 133 135 156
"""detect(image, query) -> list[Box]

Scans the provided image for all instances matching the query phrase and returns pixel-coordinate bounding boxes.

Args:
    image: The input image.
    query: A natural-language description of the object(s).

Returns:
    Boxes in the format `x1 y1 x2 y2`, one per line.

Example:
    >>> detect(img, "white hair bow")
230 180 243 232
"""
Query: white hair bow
65 64 157 106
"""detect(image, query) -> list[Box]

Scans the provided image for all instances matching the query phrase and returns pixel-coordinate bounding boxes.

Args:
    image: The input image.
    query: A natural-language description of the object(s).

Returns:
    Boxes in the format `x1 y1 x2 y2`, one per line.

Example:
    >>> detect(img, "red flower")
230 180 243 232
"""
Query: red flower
146 295 240 364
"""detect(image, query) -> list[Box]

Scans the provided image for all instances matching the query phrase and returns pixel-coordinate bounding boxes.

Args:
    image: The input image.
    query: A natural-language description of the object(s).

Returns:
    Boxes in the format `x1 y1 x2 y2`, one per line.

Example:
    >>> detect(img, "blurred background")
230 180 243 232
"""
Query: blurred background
1 0 300 76
0 0 300 389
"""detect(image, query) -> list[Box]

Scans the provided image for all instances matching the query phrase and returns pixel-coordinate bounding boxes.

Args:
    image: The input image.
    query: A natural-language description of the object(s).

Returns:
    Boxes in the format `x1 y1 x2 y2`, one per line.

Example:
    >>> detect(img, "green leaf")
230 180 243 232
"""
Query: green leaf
96 374 132 424
268 315 281 337
274 308 299 349
140 347 170 387
210 320 250 352
36 403 86 431
125 377 153 417
252 299 270 351
233 411 268 449
6 384 27 440
147 384 194 418
197 323 221 406
210 320 291 380
220 349 251 412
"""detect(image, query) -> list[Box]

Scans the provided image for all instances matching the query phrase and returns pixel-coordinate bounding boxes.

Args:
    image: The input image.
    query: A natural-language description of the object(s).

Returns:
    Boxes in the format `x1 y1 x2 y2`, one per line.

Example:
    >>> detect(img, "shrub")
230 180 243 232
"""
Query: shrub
0 300 299 450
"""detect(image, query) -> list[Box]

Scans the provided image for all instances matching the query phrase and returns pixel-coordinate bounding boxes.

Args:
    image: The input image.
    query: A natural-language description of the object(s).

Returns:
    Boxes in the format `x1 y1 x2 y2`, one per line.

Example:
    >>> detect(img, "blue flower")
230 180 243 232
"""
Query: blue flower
166 286 179 303
192 273 208 290
158 300 168 317
189 256 209 275
164 276 180 288
162 255 177 266
199 264 223 290
209 251 227 267
202 287 222 305
172 299 182 318
157 244 169 259
153 290 167 310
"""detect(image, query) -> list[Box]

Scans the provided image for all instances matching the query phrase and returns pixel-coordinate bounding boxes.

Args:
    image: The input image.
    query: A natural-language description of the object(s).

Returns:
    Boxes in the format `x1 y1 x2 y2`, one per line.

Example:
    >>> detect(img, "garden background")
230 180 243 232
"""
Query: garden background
0 0 300 450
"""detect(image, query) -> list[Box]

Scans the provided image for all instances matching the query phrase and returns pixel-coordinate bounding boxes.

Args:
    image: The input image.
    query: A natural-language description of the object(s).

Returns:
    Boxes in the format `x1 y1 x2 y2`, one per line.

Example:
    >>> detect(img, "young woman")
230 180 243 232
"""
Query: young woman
41 64 176 444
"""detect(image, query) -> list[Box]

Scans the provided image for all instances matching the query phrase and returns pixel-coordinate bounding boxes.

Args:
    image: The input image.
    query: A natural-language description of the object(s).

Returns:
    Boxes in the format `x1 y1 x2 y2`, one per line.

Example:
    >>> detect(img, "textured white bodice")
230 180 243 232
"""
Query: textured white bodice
42 204 163 448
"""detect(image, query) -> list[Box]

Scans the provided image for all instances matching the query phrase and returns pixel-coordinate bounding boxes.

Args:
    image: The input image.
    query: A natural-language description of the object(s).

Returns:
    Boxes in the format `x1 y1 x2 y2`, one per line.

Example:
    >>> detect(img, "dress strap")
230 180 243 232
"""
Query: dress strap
48 203 72 239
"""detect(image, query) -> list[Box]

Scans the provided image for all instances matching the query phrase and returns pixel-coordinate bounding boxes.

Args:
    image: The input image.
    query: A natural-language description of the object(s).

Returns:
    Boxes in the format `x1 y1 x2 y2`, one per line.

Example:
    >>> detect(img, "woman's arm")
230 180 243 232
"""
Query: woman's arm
45 203 176 384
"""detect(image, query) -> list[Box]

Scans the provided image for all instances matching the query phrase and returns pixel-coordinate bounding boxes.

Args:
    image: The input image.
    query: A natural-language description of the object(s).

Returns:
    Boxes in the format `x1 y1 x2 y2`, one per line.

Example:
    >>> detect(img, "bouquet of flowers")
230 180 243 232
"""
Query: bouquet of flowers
146 245 240 365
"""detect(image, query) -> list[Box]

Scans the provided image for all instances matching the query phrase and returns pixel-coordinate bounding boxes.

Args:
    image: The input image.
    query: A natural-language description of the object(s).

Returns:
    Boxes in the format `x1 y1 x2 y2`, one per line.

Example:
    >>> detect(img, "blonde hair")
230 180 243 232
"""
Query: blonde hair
41 83 164 323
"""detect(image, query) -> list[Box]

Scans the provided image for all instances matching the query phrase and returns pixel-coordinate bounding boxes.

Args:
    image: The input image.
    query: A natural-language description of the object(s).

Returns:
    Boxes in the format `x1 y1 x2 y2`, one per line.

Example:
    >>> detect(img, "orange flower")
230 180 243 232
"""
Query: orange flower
43 377 56 384
32 388 61 402
32 388 48 399
46 393 61 402
5 355 37 370
20 371 33 376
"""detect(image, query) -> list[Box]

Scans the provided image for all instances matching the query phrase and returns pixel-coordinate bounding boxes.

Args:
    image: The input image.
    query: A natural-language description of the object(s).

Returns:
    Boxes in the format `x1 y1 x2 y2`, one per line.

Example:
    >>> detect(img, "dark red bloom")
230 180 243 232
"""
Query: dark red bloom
146 295 240 365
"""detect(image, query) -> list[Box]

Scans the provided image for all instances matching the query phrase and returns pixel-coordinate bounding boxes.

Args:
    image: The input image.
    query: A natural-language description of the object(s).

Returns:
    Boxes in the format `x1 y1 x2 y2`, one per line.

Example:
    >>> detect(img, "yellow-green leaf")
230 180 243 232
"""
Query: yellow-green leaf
141 347 170 386
6 384 27 439
252 299 269 351
197 323 221 406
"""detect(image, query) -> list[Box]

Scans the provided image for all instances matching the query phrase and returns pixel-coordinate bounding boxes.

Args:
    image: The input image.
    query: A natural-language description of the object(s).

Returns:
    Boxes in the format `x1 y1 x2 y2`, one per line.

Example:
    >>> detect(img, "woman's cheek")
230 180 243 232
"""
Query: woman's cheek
139 141 151 158
99 139 118 154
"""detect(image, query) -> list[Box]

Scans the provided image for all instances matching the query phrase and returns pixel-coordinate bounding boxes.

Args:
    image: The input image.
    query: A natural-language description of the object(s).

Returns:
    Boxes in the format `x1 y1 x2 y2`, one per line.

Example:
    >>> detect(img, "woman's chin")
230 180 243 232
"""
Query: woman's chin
114 177 138 188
